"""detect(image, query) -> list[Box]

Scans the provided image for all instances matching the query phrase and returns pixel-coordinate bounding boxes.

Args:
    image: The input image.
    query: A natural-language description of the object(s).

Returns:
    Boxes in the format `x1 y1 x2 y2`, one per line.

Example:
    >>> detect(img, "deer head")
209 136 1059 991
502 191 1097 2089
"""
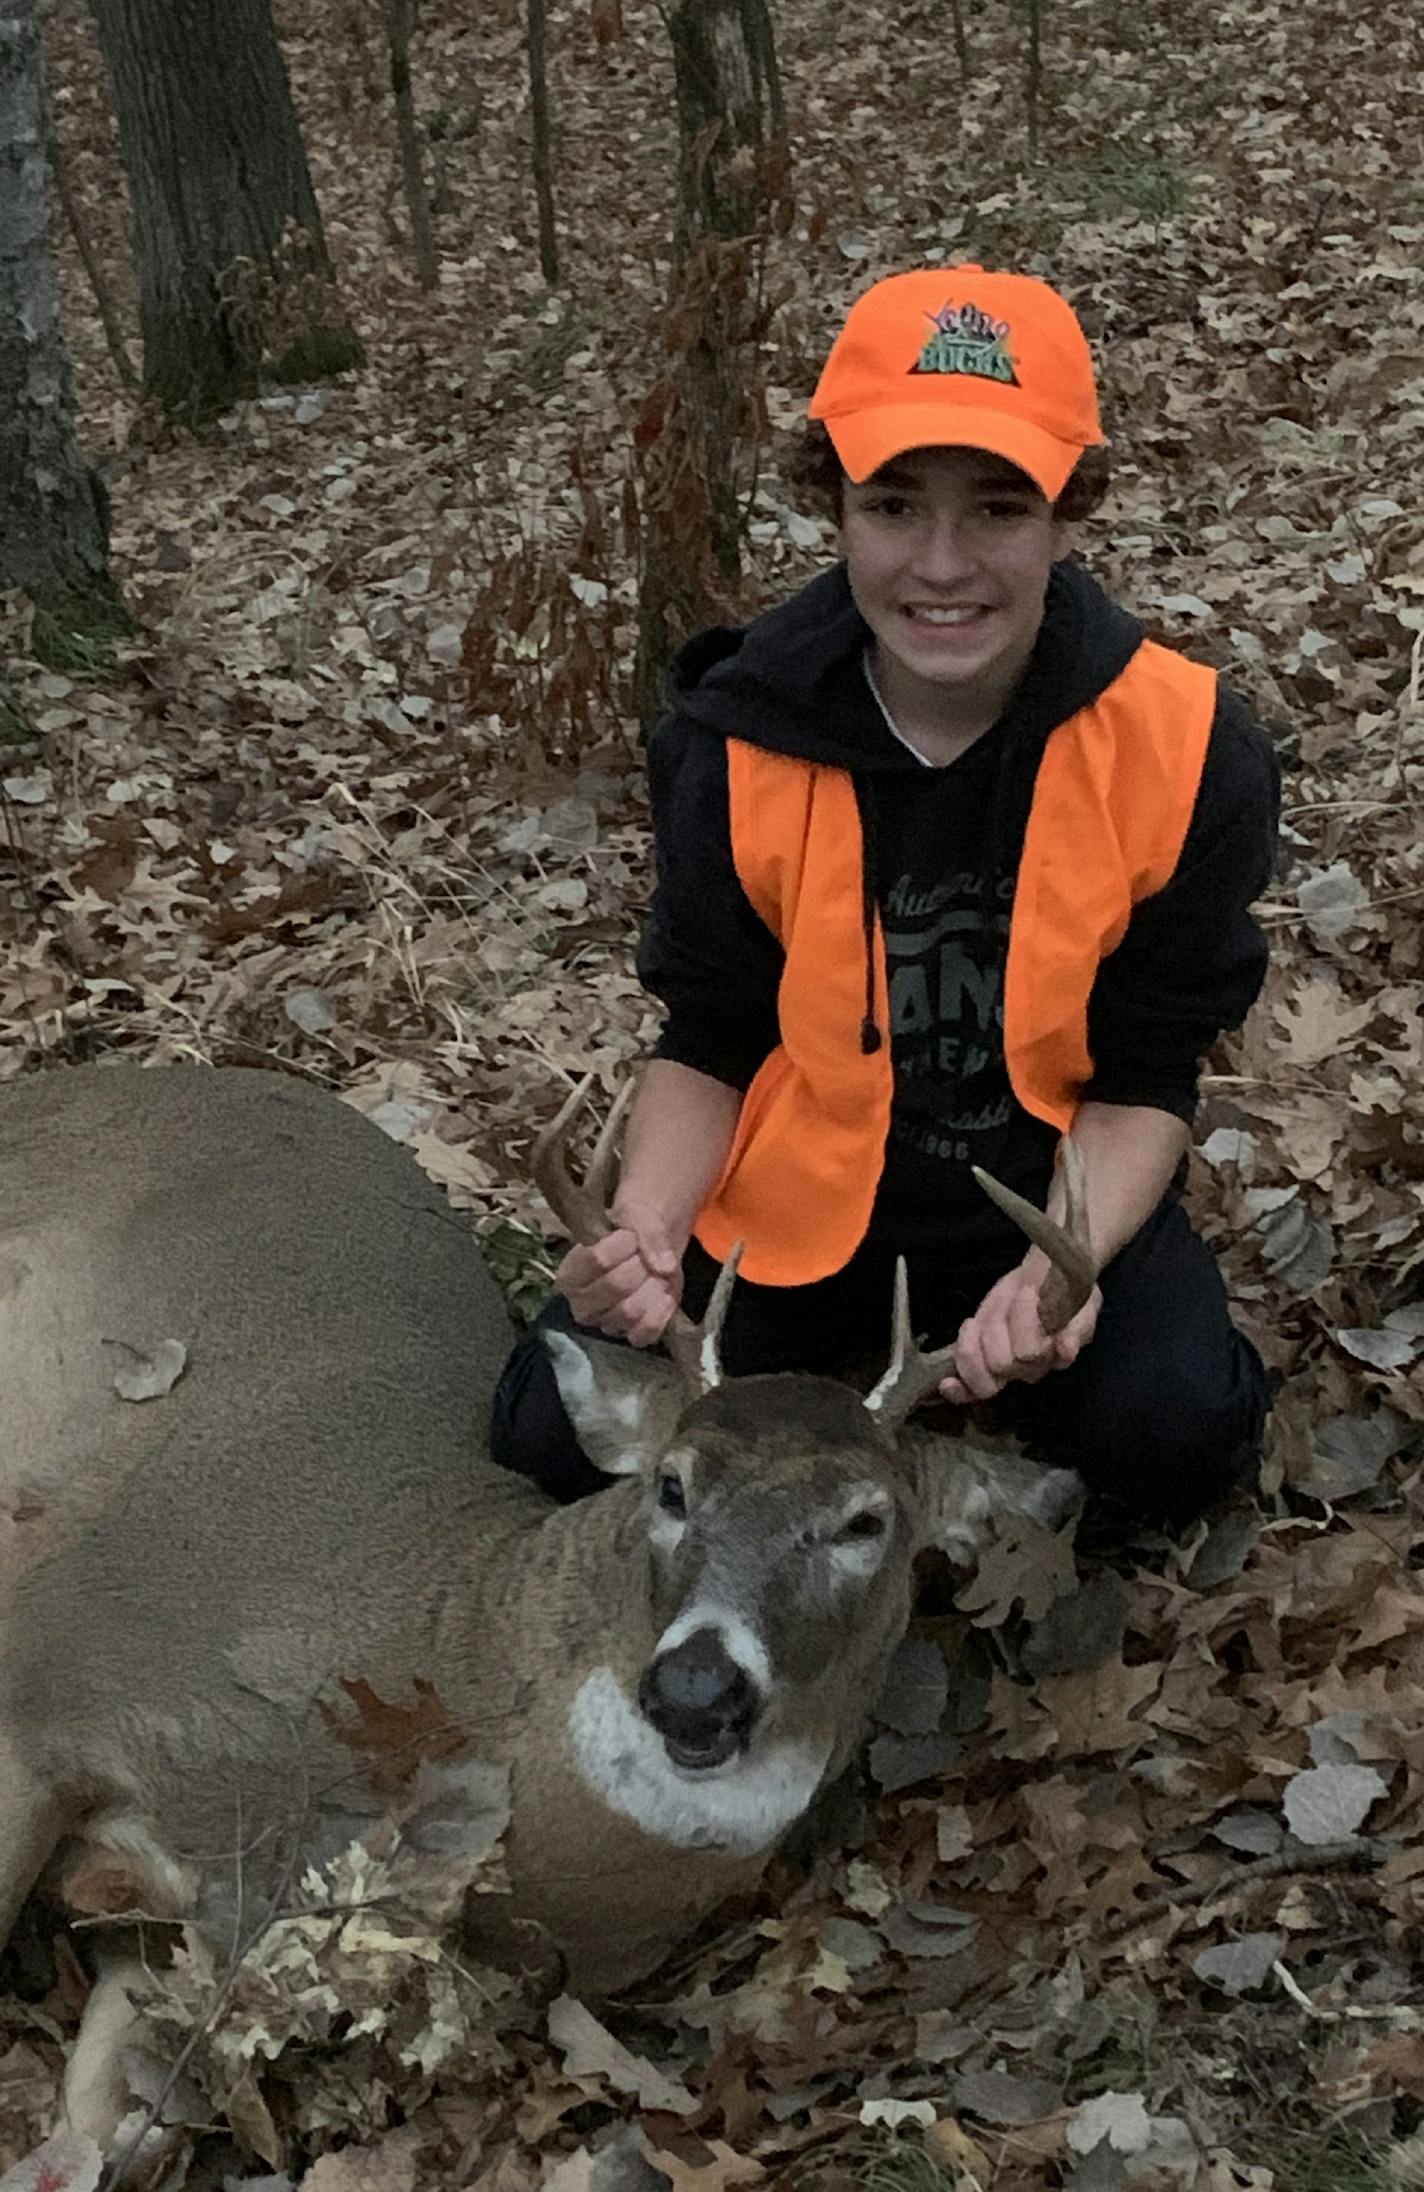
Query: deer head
533 1080 1093 1835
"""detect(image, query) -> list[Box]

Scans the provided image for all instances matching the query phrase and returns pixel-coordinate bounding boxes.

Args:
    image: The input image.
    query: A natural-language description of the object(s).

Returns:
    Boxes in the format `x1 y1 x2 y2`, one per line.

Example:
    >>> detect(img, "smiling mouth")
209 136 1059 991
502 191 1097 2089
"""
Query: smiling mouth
903 605 991 627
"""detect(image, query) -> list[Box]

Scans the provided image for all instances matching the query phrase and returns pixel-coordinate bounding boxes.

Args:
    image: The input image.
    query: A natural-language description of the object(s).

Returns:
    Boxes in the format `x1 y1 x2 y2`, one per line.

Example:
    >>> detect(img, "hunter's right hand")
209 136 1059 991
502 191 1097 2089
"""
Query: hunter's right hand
556 1195 686 1346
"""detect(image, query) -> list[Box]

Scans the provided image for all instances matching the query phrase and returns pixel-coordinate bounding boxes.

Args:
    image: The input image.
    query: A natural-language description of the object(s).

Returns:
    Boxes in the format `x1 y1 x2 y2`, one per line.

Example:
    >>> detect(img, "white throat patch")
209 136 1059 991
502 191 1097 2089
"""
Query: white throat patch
568 1667 831 1854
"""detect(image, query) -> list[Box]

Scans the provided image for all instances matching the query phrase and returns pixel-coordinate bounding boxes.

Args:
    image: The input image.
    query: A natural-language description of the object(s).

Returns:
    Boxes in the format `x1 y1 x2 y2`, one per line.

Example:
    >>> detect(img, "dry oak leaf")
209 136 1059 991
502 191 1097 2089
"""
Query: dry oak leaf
108 1337 187 1402
859 2101 935 2129
953 2068 1063 2126
1191 1932 1285 1996
874 1632 949 1734
955 1515 1077 1627
1282 1761 1388 1846
1349 1586 1424 1653
1035 1659 1162 1757
547 1995 697 2116
1271 980 1378 1067
1066 2090 1152 2158
300 2125 426 2192
924 2120 994 2180
318 1675 470 1792
1363 2035 1424 2103
643 2139 764 2192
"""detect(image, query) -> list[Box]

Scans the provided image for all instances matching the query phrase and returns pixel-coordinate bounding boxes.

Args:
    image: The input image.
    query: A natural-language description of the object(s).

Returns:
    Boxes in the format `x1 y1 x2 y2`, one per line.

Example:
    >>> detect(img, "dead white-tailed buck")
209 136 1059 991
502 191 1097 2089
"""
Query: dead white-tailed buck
0 1064 1092 2147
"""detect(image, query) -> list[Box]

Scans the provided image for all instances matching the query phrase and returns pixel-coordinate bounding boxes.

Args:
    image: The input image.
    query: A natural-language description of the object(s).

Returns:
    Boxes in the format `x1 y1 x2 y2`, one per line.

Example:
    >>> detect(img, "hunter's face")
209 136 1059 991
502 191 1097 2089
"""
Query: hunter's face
840 445 1069 721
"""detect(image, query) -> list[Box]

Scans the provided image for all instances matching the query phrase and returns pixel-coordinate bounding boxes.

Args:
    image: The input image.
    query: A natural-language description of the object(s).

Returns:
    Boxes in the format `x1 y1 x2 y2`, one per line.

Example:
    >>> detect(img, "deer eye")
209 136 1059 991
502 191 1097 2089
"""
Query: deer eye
656 1473 687 1516
839 1509 886 1542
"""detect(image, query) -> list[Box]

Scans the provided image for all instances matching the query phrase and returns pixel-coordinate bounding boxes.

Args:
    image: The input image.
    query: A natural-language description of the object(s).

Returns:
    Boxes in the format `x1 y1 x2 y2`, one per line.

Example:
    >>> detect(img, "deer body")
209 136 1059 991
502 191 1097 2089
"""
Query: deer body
0 1064 1084 2142
0 1067 805 1979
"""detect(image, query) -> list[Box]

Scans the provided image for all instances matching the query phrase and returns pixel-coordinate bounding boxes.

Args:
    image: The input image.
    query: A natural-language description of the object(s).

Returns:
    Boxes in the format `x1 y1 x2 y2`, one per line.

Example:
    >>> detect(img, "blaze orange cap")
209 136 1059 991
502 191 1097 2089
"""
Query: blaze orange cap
808 265 1104 500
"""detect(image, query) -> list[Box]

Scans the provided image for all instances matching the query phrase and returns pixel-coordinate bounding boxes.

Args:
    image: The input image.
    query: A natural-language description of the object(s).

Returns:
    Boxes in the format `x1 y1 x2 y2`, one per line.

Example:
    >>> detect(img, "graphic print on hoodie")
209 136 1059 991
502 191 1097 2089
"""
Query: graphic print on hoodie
871 749 1034 1243
639 557 1280 1265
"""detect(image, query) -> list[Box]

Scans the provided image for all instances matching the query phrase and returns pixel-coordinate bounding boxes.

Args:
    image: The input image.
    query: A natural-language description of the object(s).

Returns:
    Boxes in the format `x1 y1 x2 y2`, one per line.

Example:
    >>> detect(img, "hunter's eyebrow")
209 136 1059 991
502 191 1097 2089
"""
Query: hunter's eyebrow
863 464 919 488
860 465 1035 494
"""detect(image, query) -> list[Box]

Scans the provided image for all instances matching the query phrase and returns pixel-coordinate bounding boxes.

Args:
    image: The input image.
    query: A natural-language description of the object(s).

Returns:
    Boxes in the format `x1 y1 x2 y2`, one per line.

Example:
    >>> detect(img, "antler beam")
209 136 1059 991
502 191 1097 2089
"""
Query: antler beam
531 1074 740 1399
864 1140 1097 1430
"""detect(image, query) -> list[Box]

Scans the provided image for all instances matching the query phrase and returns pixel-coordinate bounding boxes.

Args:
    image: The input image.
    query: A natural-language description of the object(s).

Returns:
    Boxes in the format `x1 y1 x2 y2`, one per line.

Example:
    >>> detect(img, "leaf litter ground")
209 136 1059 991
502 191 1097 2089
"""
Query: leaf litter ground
1 0 1422 2185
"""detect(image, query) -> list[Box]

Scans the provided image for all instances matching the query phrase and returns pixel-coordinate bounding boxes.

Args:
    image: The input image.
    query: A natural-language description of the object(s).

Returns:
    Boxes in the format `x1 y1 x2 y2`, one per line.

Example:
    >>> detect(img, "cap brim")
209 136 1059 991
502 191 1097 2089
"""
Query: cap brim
822 403 1089 501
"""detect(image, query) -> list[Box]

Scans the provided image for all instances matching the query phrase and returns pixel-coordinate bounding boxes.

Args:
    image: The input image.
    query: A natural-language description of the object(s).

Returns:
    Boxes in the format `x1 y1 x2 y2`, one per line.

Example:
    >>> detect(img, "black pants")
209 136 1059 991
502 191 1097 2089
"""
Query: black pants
489 1194 1269 1526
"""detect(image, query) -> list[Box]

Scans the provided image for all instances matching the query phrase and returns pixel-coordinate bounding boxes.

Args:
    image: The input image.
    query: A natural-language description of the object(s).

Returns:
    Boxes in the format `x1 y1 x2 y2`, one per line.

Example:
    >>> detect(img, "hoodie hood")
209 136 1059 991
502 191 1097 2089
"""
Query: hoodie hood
667 557 1144 768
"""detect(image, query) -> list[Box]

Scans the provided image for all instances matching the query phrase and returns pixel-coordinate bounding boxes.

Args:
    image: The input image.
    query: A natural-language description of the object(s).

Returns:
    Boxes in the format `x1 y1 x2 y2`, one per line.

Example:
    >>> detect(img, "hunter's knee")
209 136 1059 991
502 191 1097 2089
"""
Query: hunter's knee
1073 1361 1265 1521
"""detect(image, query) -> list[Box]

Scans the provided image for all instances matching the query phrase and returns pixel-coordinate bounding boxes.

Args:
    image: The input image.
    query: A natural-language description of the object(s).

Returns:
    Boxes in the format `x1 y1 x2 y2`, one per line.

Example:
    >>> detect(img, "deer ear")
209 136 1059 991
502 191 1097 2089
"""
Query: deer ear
543 1331 687 1477
905 1434 1082 1560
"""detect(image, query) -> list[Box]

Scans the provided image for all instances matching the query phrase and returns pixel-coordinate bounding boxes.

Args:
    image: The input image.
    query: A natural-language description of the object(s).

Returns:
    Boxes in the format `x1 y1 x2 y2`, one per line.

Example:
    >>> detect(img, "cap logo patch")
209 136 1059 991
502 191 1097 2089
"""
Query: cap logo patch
912 300 1018 386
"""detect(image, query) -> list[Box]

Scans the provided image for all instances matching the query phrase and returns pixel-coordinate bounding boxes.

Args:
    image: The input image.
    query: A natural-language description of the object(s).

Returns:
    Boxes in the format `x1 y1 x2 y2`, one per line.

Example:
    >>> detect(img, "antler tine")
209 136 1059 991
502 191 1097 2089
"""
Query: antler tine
865 1143 1097 1433
531 1074 618 1246
664 1242 744 1398
971 1137 1095 1332
863 1256 959 1428
586 1077 636 1212
533 1078 745 1396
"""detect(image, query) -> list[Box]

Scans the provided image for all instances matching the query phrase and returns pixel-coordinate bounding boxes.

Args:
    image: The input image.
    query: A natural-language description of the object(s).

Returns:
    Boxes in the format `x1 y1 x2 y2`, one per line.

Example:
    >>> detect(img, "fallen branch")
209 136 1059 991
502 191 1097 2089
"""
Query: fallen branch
1101 1839 1388 1945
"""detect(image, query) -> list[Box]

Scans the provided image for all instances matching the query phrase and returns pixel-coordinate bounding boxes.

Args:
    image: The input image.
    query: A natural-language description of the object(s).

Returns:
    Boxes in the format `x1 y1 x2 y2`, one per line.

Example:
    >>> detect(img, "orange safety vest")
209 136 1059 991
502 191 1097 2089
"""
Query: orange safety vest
694 639 1217 1286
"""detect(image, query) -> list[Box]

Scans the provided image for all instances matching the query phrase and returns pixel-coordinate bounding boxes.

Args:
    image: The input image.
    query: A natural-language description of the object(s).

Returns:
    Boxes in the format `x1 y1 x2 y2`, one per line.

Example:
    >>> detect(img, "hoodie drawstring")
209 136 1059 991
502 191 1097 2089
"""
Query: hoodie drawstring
854 773 883 1055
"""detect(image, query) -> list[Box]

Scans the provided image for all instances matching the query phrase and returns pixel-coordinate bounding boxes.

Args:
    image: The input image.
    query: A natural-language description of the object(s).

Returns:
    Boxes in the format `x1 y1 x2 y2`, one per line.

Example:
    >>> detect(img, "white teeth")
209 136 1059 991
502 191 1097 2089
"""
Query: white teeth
909 607 983 625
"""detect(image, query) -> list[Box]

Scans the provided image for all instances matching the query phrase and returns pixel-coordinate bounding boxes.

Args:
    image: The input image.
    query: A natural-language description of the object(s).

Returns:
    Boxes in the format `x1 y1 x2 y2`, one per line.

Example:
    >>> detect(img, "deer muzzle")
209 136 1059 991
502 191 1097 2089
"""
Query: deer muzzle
638 1626 761 1770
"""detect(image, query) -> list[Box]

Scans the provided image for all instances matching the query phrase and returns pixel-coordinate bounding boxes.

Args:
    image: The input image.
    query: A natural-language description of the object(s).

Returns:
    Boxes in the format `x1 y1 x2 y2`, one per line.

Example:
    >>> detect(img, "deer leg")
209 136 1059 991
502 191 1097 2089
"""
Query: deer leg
62 1955 160 2152
0 1736 62 1952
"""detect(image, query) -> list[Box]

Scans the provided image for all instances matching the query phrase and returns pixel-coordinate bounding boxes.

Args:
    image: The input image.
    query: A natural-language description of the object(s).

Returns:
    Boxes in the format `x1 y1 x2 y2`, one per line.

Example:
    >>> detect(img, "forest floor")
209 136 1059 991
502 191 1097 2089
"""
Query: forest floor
2 0 1423 2184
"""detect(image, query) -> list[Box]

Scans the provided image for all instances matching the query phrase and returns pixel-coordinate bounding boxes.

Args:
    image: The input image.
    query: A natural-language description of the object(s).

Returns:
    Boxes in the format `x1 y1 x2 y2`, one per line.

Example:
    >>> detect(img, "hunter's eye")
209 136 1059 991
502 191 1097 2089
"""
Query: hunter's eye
840 1510 886 1541
656 1473 687 1516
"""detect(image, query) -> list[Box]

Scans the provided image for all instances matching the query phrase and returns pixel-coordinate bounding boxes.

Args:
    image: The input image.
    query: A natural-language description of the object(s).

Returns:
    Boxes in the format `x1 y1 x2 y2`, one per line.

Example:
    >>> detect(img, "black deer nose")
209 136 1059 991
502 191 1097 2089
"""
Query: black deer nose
638 1627 760 1769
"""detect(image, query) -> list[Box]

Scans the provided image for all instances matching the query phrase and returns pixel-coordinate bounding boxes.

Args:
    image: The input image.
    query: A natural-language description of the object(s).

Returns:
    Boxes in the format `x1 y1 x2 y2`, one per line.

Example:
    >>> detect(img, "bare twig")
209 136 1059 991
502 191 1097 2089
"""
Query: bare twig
1102 1840 1388 1945
525 0 559 284
45 99 138 391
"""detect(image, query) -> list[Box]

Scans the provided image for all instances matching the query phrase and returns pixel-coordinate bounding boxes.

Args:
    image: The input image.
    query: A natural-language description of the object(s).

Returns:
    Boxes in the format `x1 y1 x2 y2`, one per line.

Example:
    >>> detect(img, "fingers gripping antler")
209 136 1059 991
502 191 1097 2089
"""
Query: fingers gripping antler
972 1138 1095 1331
864 1139 1096 1431
531 1075 740 1398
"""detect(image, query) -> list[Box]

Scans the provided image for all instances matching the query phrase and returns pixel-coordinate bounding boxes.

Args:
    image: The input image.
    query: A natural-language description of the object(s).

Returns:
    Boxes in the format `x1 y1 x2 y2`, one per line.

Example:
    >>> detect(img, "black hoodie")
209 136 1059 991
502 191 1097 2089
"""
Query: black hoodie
638 559 1280 1256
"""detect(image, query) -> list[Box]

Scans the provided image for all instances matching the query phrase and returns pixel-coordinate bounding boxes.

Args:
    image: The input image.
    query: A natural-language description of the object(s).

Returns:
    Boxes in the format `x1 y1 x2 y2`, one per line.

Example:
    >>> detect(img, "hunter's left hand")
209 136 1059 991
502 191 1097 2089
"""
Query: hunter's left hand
937 1248 1102 1405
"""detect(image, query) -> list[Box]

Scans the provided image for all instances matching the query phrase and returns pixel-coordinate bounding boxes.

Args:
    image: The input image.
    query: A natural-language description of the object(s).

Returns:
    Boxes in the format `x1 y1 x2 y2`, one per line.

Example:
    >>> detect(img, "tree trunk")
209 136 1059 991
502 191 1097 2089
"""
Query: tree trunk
632 0 783 731
387 0 438 290
1025 0 1042 158
738 0 783 136
525 0 558 285
87 0 364 421
0 0 127 654
949 0 970 83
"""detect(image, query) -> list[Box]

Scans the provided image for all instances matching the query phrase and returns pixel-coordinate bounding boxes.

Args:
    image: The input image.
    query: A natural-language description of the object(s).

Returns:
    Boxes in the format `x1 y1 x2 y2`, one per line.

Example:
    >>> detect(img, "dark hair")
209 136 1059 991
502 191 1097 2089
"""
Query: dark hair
785 421 1111 525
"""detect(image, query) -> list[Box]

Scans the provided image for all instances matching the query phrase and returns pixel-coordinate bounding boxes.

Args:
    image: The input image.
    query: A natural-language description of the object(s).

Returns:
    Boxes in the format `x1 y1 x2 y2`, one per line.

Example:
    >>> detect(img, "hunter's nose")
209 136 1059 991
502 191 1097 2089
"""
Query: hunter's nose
639 1626 760 1765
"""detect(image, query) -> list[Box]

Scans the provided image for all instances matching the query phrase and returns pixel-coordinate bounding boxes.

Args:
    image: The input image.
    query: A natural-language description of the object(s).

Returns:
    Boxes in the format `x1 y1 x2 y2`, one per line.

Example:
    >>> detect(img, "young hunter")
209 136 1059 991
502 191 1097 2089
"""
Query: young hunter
493 265 1281 1526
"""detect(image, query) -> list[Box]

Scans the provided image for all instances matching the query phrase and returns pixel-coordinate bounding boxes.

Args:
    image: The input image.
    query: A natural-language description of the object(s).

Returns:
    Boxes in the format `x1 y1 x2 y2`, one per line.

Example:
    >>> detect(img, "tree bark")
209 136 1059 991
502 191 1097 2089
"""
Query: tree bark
1025 0 1042 158
0 0 126 647
525 0 558 285
632 0 784 731
949 0 970 83
387 0 438 290
87 0 364 421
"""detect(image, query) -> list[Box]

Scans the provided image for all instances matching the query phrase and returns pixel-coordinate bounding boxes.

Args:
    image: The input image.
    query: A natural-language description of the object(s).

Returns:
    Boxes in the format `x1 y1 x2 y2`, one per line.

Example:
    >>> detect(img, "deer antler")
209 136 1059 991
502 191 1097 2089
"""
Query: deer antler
531 1075 740 1399
864 1140 1096 1430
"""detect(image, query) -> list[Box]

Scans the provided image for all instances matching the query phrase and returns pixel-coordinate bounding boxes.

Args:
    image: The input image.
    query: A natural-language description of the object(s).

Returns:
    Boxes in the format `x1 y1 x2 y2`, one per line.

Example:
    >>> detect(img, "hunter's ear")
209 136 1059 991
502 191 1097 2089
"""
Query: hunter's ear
543 1331 687 1477
905 1433 1082 1560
